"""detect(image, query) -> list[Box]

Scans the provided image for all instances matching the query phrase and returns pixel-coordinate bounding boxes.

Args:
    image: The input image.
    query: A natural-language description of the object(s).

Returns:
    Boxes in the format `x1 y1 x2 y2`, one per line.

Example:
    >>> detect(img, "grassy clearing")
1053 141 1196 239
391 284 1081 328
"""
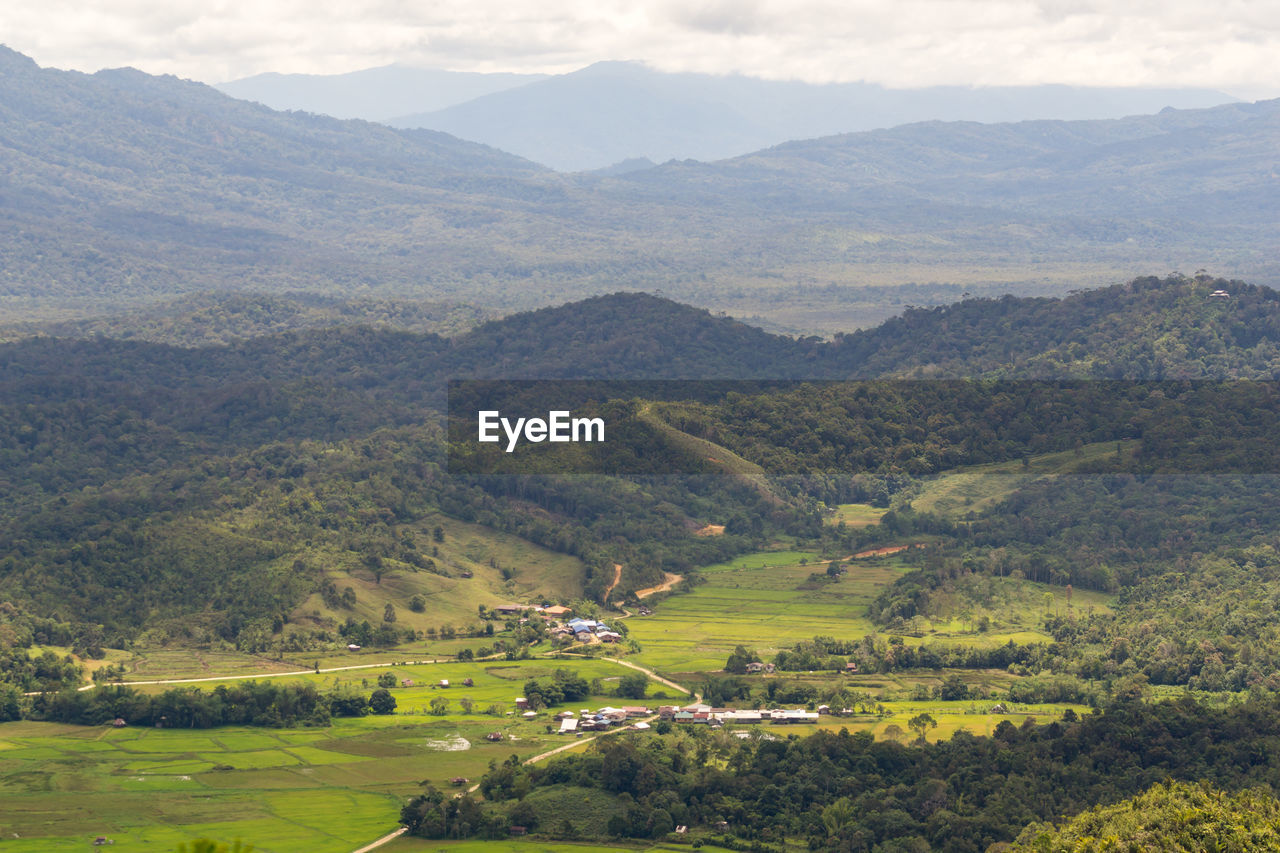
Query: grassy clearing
897 575 1114 649
626 551 908 673
288 514 586 640
826 503 887 527
910 440 1137 519
117 648 305 681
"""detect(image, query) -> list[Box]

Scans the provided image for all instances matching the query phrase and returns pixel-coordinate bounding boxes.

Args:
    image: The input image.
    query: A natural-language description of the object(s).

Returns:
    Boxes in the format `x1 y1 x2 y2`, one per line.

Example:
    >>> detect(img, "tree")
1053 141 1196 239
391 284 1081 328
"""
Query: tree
383 604 397 623
410 594 427 613
939 674 969 701
724 645 758 674
433 526 445 543
377 671 396 689
615 672 649 700
908 712 937 743
369 688 397 715
822 796 856 837
429 697 450 716
176 841 255 853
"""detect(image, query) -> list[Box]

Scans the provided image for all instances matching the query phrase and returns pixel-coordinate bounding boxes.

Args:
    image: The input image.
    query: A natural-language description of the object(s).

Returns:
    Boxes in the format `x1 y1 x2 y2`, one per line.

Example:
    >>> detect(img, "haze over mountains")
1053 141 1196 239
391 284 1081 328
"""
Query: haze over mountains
216 65 547 122
221 61 1235 172
4 45 1280 334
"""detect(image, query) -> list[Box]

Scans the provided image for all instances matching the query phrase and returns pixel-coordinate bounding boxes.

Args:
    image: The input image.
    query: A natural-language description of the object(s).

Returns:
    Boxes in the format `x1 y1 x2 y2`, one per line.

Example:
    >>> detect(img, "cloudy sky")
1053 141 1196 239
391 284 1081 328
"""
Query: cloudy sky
2 0 1278 97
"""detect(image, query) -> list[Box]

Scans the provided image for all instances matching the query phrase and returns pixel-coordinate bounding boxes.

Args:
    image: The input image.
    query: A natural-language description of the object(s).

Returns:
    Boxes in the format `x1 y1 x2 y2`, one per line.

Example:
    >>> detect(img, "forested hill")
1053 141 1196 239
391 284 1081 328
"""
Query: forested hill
825 274 1280 379
5 273 1280 513
440 293 819 378
5 274 1280 646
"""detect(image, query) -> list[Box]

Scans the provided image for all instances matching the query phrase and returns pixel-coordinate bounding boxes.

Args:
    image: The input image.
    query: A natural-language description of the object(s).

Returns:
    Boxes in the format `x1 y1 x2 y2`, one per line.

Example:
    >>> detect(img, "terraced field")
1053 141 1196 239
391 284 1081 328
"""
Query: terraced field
626 551 908 673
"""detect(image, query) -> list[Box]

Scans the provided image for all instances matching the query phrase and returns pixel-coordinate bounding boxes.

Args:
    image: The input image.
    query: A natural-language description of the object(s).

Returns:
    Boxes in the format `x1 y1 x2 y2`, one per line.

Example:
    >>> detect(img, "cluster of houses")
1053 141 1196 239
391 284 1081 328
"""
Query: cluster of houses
554 705 652 733
542 702 832 734
491 604 622 643
551 618 622 644
659 703 821 726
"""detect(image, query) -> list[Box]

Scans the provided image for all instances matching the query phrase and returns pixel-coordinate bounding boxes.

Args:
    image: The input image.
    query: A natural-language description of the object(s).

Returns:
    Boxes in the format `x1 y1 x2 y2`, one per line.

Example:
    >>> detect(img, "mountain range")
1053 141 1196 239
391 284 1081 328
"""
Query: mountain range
216 65 547 122
4 45 1280 333
222 60 1234 172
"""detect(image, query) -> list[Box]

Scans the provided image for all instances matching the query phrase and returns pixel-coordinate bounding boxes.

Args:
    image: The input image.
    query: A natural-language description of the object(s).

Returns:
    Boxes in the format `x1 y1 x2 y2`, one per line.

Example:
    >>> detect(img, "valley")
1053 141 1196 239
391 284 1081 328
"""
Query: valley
6 264 1280 850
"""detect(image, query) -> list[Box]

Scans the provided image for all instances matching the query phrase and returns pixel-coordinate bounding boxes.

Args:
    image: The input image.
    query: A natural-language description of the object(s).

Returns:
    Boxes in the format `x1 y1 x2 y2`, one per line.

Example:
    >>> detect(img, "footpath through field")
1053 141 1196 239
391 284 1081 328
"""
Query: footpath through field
603 562 624 600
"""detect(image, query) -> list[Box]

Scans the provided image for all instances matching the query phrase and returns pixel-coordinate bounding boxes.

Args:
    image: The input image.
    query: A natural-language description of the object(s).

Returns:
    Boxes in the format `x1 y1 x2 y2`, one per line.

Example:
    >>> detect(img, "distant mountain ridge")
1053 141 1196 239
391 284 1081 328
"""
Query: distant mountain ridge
3 46 1280 330
238 60 1235 172
215 64 547 121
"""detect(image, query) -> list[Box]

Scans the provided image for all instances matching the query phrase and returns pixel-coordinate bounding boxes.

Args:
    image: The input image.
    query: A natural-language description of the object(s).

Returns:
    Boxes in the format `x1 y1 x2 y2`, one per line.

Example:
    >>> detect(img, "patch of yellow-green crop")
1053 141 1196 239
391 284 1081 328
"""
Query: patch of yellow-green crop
627 551 907 673
911 440 1137 519
827 503 887 527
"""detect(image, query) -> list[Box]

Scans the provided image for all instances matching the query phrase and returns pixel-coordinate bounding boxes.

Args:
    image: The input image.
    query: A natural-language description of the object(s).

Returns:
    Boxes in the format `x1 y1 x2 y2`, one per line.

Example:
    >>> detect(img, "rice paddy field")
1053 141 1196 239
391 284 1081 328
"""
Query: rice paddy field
624 545 1112 677
625 551 907 674
0 658 682 853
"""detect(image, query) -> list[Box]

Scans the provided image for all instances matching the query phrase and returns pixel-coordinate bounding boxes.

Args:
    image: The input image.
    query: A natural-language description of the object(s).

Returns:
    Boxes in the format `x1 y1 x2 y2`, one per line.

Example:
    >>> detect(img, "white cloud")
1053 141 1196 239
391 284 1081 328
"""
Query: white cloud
1 0 1277 96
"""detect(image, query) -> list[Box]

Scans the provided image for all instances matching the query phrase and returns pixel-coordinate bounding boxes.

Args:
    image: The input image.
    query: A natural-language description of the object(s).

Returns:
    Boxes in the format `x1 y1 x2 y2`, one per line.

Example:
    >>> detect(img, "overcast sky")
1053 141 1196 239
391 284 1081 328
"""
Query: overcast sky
3 0 1278 97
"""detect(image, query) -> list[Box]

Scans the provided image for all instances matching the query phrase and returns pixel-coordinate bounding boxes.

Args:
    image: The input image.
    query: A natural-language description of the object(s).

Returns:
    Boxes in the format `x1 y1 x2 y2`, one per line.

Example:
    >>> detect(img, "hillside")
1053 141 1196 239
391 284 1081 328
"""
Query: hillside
5 47 1280 332
4 275 1280 651
825 273 1280 378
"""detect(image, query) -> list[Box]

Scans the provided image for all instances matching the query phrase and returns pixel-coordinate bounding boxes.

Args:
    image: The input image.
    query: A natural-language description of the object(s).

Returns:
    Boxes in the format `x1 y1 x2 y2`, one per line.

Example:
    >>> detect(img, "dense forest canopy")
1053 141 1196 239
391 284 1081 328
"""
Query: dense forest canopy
4 274 1280 686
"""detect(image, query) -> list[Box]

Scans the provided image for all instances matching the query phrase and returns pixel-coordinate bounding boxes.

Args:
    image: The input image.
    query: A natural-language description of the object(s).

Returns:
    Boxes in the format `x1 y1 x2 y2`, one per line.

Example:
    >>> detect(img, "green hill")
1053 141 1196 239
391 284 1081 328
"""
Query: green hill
4 276 1280 655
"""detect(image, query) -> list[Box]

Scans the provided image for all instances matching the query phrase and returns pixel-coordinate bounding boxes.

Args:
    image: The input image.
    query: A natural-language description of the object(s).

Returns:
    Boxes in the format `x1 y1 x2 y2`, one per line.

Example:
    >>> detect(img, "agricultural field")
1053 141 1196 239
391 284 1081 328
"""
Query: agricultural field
626 551 907 674
0 658 684 853
624 546 1113 677
382 839 692 853
826 502 887 527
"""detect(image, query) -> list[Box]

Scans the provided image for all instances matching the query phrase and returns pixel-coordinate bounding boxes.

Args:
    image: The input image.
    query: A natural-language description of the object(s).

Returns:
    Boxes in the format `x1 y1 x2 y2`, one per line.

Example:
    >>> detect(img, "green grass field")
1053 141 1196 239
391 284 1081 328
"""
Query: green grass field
288 514 587 640
827 503 887 527
626 551 907 673
0 658 683 853
910 440 1137 519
